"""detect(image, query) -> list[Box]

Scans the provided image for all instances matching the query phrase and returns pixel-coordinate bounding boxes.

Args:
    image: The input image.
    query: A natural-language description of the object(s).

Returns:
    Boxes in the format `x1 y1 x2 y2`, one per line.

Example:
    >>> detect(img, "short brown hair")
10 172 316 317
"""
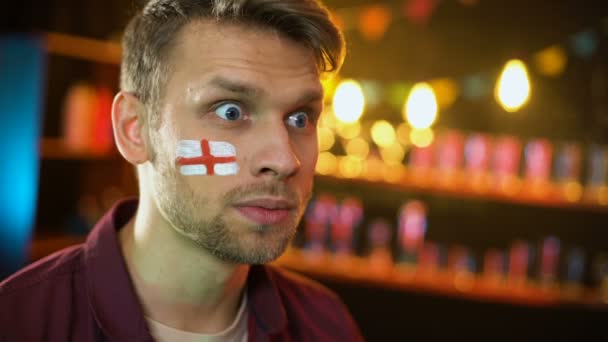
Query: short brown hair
121 0 345 125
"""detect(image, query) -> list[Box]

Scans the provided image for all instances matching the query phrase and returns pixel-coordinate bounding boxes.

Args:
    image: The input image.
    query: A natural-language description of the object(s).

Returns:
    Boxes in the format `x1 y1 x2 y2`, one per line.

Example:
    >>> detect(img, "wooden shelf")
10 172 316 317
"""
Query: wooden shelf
45 32 120 65
40 137 120 160
315 174 608 213
274 248 608 310
28 236 607 310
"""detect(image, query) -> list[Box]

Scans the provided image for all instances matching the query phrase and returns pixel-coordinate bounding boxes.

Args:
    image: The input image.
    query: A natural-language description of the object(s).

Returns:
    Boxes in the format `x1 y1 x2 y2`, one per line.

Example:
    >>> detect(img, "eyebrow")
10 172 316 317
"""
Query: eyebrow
209 75 323 103
208 76 262 98
297 89 324 106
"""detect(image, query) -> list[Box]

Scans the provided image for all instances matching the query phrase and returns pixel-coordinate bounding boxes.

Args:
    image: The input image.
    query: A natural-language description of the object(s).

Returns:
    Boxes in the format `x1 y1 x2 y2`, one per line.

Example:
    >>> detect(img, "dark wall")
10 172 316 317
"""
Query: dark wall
322 279 608 341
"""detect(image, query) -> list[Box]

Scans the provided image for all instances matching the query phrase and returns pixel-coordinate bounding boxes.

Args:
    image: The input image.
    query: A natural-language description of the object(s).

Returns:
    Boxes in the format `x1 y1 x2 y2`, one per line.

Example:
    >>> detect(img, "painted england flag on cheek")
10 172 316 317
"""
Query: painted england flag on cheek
176 139 239 176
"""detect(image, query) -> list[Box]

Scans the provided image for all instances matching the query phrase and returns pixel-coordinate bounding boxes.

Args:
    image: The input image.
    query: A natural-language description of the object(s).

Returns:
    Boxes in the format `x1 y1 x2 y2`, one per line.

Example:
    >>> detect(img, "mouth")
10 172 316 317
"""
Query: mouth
233 198 296 225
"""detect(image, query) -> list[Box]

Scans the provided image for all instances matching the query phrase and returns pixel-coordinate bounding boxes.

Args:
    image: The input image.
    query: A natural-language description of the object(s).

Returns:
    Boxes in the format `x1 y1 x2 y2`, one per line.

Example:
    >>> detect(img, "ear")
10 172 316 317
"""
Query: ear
111 91 149 165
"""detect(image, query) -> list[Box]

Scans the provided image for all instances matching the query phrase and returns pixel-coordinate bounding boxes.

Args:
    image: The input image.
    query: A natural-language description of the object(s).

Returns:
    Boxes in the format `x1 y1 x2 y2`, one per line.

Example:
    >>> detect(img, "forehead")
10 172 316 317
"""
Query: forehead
165 20 322 98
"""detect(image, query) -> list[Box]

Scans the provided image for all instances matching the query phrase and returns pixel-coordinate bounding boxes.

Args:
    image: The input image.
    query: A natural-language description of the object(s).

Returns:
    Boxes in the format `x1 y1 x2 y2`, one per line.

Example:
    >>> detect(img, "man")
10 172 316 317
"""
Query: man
0 0 363 340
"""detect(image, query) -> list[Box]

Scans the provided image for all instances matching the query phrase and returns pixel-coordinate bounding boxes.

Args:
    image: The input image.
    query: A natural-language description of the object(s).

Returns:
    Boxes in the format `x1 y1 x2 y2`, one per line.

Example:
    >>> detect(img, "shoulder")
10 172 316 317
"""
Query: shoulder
0 244 86 339
264 265 363 340
0 244 84 297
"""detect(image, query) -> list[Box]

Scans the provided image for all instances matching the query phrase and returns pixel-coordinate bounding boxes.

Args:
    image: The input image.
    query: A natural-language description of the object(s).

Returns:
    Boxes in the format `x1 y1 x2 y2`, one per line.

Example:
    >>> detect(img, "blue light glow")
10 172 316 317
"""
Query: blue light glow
0 36 44 278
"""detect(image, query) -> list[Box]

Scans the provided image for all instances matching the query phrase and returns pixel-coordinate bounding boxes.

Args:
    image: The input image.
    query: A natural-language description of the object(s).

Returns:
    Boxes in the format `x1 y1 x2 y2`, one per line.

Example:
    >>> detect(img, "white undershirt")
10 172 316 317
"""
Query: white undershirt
146 293 248 342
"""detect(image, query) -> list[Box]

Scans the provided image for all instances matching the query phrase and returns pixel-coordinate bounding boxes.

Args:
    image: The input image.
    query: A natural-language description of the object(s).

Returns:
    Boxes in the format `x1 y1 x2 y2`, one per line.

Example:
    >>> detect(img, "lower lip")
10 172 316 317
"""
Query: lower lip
235 206 291 225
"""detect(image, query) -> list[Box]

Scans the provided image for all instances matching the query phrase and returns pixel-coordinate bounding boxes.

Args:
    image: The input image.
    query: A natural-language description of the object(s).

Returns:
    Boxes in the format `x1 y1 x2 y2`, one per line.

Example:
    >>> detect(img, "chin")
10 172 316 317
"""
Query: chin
212 225 295 265
243 228 294 263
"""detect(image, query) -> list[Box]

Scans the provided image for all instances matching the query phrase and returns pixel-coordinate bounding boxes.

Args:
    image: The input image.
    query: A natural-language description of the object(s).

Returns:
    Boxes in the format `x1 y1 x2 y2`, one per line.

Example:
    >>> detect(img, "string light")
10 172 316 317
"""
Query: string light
380 142 406 165
533 45 567 77
317 127 335 152
410 128 435 148
371 120 396 148
319 110 337 129
336 121 362 140
404 82 438 129
333 79 365 123
338 156 364 178
345 137 370 159
315 152 338 175
495 59 531 112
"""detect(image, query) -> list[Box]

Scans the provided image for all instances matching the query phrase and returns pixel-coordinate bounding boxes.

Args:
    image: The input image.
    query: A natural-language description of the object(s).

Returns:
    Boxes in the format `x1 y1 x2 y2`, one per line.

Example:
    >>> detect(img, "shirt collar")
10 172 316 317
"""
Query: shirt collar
83 199 287 340
83 199 152 341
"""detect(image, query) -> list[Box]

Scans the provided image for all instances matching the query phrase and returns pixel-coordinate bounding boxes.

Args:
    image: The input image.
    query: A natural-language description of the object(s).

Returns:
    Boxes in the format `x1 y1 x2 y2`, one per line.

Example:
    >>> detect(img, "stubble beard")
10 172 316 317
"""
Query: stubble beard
151 151 309 264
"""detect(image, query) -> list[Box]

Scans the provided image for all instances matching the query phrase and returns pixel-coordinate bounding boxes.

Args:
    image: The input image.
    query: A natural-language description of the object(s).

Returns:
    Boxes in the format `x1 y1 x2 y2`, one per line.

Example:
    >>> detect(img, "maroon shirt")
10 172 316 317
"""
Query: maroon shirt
0 200 362 341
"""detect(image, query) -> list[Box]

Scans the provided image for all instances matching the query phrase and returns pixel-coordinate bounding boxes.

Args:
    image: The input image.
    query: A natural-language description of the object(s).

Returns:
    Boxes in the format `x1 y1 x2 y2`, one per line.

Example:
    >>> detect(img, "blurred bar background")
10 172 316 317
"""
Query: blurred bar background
2 0 608 339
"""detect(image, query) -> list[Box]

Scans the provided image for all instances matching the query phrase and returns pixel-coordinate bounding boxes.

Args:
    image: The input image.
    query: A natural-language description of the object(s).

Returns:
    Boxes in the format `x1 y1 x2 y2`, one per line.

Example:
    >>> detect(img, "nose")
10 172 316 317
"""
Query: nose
249 119 301 181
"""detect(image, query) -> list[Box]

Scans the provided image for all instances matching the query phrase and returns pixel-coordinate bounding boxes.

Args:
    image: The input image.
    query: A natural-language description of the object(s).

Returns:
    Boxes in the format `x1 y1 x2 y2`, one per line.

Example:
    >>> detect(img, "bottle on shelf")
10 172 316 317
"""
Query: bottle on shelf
366 218 394 276
396 200 428 266
464 133 493 191
538 236 561 289
302 193 336 258
523 138 553 197
562 246 586 299
329 196 363 260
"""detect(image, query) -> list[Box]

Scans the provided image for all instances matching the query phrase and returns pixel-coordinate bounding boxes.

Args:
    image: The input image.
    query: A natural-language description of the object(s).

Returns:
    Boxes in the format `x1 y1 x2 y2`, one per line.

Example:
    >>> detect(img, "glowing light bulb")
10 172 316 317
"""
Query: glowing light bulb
495 59 531 112
338 156 364 178
333 79 365 123
317 127 335 152
404 82 438 129
345 137 370 159
371 120 396 148
380 142 406 165
316 152 338 175
410 128 435 148
336 121 361 140
319 110 337 129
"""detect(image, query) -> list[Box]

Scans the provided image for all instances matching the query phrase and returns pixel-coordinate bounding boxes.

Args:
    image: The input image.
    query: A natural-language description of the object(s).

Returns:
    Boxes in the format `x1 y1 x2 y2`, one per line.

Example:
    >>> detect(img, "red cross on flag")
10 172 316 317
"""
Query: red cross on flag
176 139 238 176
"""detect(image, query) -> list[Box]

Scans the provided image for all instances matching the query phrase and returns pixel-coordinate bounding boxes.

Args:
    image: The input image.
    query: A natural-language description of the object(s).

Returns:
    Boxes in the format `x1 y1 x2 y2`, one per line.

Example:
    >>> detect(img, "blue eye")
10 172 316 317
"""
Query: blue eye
215 103 243 121
286 112 309 129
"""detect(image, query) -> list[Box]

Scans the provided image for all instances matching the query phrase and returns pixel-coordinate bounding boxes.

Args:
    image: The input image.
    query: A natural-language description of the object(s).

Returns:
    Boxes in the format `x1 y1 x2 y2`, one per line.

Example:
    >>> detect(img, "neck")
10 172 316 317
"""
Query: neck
119 197 249 334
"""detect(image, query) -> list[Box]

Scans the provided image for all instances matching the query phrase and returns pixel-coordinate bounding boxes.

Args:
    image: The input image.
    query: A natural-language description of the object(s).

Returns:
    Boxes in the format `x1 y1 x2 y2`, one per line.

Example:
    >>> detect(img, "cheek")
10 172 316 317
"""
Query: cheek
175 138 240 177
299 136 319 168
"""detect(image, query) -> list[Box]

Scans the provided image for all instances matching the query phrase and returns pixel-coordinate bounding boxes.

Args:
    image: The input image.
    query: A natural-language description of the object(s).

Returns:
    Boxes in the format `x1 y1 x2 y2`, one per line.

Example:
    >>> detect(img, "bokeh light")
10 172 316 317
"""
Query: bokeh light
315 152 338 175
338 156 364 178
333 79 365 123
383 164 406 183
371 120 396 148
495 59 531 112
462 74 491 99
319 110 337 130
428 78 460 110
380 142 406 165
317 127 335 152
533 45 567 77
360 80 383 107
346 137 370 159
358 5 392 42
571 30 599 60
410 128 435 148
336 121 362 140
404 82 438 129
363 157 385 181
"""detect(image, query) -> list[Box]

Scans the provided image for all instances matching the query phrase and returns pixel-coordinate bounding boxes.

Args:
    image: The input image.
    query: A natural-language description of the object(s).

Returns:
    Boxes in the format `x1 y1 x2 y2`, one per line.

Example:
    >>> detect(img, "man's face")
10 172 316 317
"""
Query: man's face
146 20 323 264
